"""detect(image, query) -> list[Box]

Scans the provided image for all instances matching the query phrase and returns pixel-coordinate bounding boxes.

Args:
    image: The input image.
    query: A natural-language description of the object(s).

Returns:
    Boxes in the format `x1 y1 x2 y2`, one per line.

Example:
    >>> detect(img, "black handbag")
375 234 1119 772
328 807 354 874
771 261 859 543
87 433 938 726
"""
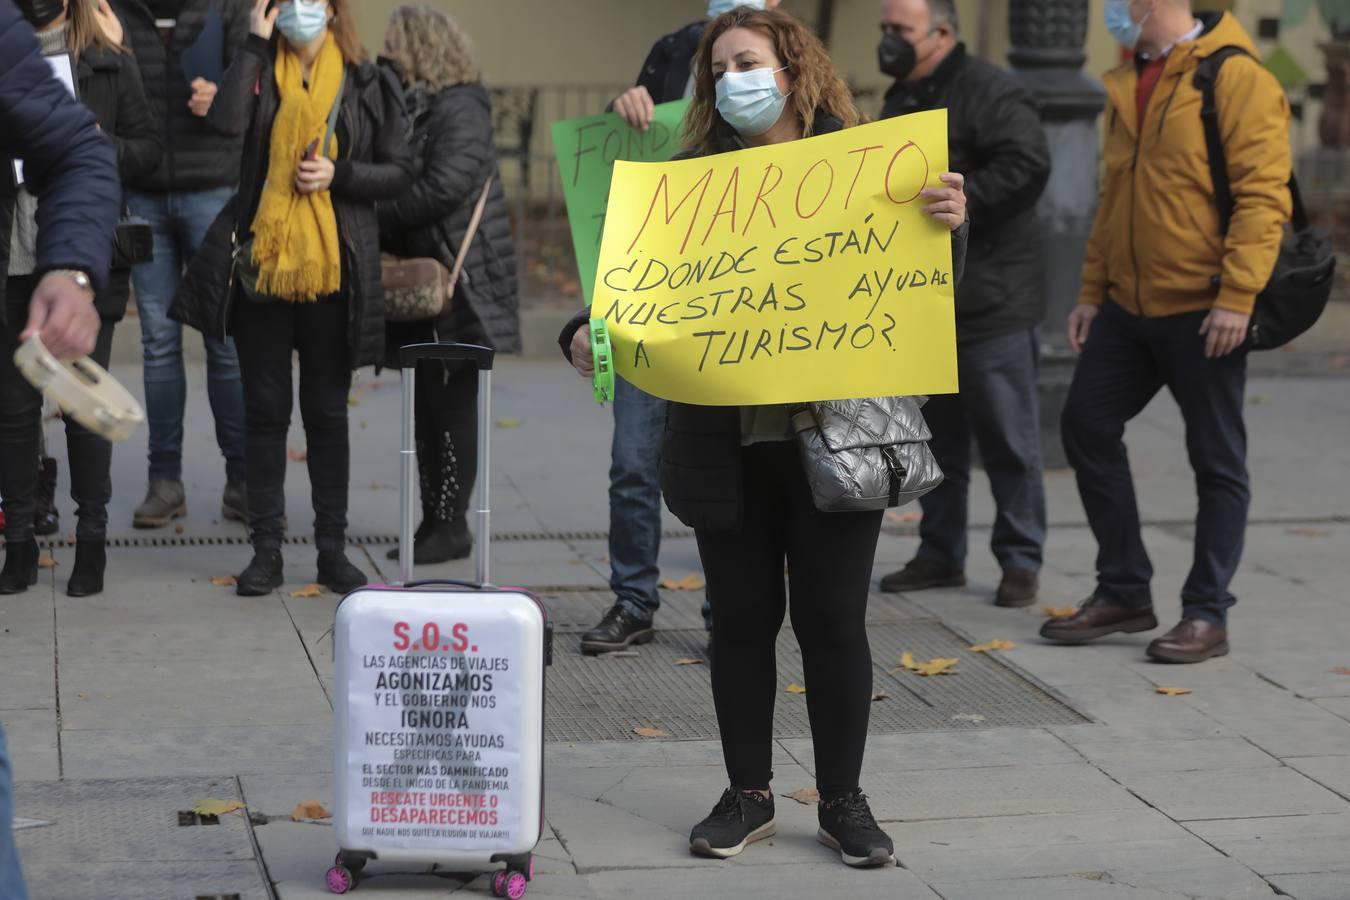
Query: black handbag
1195 47 1336 351
111 216 153 269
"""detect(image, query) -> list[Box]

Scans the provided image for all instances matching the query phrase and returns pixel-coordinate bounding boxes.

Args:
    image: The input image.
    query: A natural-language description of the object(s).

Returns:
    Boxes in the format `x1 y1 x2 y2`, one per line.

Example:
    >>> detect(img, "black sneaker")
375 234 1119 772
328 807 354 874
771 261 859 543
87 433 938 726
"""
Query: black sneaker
689 788 775 859
817 789 895 868
579 604 654 655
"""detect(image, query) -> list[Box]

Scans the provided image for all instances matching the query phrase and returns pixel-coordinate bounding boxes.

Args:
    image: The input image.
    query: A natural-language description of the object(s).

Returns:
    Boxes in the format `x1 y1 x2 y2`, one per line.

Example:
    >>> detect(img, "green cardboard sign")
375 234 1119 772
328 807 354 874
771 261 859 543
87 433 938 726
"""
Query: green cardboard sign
551 99 691 304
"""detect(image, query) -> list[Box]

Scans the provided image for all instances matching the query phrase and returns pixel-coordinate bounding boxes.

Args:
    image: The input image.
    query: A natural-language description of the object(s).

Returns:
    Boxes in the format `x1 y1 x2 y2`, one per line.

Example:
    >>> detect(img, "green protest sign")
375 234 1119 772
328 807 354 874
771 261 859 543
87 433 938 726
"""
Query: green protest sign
551 99 691 303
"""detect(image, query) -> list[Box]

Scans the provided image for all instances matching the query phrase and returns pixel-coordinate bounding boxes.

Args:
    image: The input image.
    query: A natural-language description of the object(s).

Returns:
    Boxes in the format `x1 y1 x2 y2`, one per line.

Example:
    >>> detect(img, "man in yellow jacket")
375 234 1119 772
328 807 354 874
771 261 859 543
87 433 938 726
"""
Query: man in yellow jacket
1040 0 1291 663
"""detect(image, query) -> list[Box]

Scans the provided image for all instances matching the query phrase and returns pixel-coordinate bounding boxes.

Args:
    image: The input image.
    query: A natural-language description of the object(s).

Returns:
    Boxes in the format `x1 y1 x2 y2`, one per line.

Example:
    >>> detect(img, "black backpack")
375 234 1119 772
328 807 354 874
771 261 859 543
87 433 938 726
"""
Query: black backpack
1194 47 1336 351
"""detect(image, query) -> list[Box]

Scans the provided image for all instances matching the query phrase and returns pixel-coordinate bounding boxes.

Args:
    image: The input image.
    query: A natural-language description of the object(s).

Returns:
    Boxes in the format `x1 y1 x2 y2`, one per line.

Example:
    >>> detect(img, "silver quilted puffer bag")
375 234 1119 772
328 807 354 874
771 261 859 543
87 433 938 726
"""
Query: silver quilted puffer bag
791 396 943 513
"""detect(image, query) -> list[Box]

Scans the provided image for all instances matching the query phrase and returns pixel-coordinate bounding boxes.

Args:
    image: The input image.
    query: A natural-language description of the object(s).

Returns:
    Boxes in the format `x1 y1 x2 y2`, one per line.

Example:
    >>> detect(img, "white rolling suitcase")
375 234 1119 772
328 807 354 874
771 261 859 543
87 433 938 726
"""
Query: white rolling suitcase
327 343 552 897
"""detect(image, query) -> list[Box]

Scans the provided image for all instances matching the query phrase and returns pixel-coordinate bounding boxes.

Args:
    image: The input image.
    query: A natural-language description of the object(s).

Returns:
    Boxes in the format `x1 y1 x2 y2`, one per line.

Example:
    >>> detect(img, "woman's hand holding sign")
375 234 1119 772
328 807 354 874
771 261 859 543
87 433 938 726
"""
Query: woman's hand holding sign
570 324 594 379
921 172 966 231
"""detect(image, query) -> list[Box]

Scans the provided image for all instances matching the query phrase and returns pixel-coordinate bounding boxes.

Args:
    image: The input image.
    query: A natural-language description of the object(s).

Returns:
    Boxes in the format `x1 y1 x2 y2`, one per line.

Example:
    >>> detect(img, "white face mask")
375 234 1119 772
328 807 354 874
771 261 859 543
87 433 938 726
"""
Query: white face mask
715 66 789 136
708 0 767 17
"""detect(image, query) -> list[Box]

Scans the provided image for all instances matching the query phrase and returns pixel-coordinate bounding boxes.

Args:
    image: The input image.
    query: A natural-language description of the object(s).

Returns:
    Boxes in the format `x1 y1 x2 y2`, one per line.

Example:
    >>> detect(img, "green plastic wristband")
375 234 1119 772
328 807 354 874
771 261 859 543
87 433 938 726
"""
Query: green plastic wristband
590 317 614 405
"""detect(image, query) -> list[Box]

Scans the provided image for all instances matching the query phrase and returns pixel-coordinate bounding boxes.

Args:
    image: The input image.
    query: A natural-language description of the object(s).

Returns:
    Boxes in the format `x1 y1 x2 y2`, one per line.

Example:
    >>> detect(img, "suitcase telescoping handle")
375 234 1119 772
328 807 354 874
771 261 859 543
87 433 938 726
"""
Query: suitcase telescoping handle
397 343 495 587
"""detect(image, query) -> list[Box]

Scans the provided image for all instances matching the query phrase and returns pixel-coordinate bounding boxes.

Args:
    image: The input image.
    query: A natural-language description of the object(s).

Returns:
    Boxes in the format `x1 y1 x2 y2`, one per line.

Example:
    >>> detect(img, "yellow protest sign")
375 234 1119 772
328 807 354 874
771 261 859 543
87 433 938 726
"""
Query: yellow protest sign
592 110 957 406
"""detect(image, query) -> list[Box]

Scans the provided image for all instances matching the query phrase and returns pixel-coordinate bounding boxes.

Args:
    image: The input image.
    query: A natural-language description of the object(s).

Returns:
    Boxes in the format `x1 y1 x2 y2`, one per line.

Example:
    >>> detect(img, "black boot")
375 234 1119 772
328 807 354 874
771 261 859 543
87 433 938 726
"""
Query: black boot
317 549 367 594
237 548 284 596
33 457 59 537
66 539 106 597
0 537 39 594
386 518 435 560
393 518 473 565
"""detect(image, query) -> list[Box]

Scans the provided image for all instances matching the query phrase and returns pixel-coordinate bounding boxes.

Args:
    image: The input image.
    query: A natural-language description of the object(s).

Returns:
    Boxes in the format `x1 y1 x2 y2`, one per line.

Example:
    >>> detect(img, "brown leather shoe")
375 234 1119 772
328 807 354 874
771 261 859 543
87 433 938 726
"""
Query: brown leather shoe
995 568 1039 608
1039 594 1158 644
1146 619 1229 664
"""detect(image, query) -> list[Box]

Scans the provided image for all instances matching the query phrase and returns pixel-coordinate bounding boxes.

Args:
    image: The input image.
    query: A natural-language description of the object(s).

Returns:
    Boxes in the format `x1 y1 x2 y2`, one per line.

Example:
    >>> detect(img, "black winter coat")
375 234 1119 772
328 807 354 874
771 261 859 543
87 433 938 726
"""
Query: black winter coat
882 44 1050 344
379 79 520 355
110 0 253 192
634 21 705 105
77 45 162 320
170 35 413 369
0 5 121 320
558 114 969 534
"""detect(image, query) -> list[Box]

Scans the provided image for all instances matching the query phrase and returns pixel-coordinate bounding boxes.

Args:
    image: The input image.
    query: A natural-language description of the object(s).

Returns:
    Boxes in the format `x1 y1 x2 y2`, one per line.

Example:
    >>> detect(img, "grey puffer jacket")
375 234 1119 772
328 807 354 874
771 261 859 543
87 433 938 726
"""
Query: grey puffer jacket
170 35 414 368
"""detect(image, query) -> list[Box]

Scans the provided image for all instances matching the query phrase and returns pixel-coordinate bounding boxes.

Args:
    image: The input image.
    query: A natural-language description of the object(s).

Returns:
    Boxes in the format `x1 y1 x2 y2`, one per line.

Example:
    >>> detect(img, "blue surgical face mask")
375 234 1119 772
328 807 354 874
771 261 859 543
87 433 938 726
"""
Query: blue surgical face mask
708 0 767 17
1105 0 1149 50
715 66 789 137
277 0 329 47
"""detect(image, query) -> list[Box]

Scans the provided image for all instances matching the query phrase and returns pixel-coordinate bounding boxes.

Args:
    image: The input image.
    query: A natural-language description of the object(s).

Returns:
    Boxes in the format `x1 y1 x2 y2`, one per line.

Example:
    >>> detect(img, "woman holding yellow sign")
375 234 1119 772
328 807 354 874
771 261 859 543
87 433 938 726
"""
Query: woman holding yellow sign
564 6 966 868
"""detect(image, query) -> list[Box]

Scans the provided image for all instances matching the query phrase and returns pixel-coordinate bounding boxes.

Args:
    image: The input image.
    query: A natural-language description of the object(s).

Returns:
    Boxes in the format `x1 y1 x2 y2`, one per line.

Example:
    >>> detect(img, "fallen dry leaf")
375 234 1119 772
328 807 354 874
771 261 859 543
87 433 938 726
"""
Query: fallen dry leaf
970 639 1016 653
673 658 705 666
897 652 958 676
36 554 56 569
914 658 959 676
193 798 245 817
286 447 307 462
1156 687 1192 696
1285 527 1331 537
785 682 807 694
884 510 921 524
872 691 890 702
290 584 325 598
493 417 522 429
782 787 819 805
1043 607 1078 618
633 726 670 738
659 573 706 591
210 575 238 587
1330 667 1350 676
290 800 331 821
174 523 185 535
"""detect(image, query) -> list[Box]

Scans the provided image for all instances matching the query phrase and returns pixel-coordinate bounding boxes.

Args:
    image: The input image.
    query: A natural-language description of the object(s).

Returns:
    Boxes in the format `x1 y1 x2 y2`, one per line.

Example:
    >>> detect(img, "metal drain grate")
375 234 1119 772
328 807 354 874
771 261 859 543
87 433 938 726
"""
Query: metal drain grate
14 778 270 900
30 527 697 550
539 591 1087 743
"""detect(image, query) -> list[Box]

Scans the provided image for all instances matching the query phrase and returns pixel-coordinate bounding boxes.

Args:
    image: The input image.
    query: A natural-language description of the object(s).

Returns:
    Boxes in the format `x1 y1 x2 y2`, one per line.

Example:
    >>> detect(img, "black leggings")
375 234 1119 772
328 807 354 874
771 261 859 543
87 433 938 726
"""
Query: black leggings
0 278 116 542
234 297 352 550
697 440 883 799
413 359 477 524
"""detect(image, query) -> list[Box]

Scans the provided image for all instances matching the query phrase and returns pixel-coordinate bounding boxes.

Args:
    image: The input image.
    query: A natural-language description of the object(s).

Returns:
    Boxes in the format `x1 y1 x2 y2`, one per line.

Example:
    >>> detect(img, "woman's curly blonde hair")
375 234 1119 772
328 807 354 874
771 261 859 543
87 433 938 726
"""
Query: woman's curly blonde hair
382 4 481 89
684 7 861 155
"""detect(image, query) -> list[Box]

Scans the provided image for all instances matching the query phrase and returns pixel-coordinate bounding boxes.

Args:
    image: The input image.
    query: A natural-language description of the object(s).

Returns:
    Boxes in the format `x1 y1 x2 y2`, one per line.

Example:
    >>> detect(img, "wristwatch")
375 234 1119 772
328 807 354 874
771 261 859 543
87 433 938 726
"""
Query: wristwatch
49 269 94 296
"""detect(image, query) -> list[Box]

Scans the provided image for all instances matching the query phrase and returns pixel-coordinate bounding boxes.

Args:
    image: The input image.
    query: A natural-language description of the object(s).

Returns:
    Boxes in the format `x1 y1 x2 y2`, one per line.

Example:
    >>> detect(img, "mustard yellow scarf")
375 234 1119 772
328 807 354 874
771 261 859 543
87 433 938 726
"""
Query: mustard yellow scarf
250 34 344 302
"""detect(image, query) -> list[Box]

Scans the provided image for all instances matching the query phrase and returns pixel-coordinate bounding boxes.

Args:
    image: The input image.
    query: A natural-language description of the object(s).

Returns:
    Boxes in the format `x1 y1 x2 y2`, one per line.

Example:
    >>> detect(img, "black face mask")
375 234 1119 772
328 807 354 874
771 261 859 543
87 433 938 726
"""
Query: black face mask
16 0 66 30
877 32 917 81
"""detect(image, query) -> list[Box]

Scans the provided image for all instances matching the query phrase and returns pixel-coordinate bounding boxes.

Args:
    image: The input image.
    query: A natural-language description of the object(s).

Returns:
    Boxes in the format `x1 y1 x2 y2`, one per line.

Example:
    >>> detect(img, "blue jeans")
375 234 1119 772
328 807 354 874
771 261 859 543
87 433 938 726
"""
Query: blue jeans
917 328 1047 573
1062 300 1248 626
127 188 246 484
0 726 26 900
609 377 665 621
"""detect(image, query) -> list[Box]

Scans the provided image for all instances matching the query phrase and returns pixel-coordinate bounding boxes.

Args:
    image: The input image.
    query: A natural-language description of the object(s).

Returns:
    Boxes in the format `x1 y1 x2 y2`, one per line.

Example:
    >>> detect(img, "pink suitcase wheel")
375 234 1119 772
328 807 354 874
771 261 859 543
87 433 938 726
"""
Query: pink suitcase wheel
491 870 510 897
325 865 355 894
505 872 529 899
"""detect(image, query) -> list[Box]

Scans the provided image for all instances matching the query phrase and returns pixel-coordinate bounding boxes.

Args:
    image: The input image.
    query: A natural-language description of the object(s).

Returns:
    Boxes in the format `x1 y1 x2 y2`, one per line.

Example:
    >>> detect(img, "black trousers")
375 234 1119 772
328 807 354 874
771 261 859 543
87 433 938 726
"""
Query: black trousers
0 278 116 542
1062 300 1249 625
413 359 477 524
234 297 352 551
697 441 883 798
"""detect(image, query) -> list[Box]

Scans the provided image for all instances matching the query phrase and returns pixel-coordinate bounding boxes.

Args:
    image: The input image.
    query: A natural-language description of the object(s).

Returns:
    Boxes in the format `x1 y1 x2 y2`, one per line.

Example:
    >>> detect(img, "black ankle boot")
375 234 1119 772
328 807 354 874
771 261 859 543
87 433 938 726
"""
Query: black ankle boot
412 519 473 565
386 518 434 560
236 548 284 596
66 539 106 597
317 549 367 594
0 537 39 594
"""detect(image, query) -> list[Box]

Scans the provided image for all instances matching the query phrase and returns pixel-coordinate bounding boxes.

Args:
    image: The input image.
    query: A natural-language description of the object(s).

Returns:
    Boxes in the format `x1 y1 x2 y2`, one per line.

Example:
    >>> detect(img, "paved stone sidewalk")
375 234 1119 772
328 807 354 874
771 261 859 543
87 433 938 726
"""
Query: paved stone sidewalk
2 358 1349 899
